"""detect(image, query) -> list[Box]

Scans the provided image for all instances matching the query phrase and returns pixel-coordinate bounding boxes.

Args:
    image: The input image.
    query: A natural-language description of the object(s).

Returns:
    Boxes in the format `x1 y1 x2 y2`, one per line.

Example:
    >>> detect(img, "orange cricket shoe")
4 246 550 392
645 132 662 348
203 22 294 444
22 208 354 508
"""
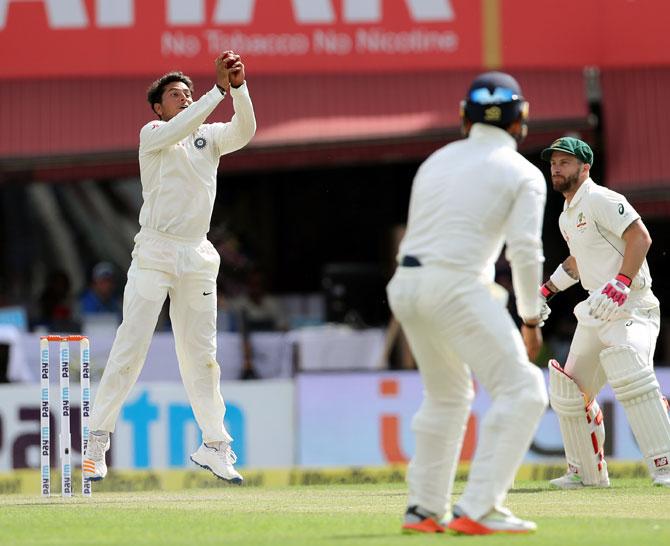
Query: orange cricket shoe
401 505 446 534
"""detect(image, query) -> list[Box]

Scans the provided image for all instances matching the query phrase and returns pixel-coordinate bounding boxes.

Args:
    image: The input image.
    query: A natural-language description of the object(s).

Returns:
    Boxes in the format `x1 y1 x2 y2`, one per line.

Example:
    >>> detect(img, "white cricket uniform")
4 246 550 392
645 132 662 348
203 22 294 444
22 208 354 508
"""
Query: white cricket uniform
91 84 256 443
559 178 660 399
387 123 548 520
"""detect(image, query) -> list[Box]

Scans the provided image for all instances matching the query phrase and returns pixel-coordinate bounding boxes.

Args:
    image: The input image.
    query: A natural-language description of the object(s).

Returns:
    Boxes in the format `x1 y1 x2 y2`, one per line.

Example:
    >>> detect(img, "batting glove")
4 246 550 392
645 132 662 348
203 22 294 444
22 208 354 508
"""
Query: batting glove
587 274 632 321
534 284 554 327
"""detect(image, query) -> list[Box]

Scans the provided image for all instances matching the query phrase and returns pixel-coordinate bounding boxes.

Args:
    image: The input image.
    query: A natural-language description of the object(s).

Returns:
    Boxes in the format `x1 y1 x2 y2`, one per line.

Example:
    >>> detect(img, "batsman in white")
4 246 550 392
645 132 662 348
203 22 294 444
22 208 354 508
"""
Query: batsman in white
540 137 670 489
82 51 256 484
387 72 548 535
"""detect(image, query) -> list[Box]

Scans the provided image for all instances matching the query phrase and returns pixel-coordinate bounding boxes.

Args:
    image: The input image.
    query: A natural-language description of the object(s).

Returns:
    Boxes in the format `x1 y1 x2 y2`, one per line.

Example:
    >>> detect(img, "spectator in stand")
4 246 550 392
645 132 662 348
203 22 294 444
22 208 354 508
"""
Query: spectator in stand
79 262 121 316
231 268 287 379
34 269 80 333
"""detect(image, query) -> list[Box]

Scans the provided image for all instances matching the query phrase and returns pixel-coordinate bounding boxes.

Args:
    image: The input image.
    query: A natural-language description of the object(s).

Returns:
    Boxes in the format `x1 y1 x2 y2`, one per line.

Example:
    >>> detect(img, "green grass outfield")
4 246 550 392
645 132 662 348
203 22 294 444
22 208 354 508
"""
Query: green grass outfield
1 478 668 546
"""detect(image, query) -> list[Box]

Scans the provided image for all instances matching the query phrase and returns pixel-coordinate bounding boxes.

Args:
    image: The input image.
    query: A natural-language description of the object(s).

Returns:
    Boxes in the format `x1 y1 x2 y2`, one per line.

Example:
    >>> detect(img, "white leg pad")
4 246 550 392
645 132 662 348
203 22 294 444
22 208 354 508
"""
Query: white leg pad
549 360 607 485
600 345 670 477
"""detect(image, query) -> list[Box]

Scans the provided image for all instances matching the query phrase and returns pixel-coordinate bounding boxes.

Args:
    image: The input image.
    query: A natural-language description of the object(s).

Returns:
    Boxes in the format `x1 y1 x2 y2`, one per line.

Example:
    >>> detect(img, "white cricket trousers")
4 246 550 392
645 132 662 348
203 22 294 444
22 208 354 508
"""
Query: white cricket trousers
90 229 232 443
387 264 547 520
565 295 660 400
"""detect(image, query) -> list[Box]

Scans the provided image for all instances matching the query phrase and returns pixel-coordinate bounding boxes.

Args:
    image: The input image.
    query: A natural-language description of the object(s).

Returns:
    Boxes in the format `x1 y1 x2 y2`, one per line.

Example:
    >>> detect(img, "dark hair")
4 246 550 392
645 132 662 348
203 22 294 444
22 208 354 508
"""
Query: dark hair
146 71 194 114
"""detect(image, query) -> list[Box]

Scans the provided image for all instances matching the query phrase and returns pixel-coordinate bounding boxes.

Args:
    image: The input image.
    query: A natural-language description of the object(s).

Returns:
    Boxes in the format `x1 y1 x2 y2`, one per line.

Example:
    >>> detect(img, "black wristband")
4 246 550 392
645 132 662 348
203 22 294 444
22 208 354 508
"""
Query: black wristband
216 84 227 96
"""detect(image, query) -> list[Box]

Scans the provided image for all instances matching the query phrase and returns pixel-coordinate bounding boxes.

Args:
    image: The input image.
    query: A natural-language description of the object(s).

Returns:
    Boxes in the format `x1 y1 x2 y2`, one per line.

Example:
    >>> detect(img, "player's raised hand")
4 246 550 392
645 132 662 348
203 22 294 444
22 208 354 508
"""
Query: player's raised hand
214 51 239 92
227 52 245 88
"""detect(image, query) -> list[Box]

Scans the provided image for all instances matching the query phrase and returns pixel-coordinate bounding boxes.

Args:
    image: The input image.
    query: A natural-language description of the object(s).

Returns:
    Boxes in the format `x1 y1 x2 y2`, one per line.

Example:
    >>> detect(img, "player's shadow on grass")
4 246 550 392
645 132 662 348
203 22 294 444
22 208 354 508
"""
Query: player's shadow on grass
510 486 547 493
331 534 401 541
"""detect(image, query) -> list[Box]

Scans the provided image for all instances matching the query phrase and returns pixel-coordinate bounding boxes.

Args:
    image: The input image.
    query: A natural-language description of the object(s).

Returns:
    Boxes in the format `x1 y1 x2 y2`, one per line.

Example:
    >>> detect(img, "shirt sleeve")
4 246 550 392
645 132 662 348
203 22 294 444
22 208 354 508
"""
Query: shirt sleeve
503 170 547 321
589 189 640 238
209 82 257 156
139 85 225 154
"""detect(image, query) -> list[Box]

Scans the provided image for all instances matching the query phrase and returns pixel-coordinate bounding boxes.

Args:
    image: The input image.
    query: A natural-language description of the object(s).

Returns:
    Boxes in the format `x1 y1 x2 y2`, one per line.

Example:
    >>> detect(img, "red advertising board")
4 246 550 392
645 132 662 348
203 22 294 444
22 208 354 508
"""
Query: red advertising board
2 0 669 79
501 0 670 69
0 0 481 78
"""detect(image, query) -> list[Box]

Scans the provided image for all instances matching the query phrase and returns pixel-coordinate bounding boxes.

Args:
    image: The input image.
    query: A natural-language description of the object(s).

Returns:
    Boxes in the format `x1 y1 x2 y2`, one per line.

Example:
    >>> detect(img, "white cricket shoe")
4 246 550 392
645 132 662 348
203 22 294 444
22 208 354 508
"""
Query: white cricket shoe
190 442 243 484
550 470 610 489
448 507 537 535
82 431 110 481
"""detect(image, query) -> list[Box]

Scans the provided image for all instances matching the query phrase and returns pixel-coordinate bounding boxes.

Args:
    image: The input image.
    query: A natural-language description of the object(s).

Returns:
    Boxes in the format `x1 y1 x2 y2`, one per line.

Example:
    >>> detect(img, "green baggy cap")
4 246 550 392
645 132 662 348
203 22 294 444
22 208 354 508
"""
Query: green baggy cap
541 137 594 166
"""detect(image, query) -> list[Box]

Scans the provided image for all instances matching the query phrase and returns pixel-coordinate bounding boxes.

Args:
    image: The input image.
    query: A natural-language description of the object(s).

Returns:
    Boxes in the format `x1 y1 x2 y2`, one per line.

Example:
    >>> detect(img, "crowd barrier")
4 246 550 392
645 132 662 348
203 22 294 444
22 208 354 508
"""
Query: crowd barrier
2 326 387 382
1 370 668 476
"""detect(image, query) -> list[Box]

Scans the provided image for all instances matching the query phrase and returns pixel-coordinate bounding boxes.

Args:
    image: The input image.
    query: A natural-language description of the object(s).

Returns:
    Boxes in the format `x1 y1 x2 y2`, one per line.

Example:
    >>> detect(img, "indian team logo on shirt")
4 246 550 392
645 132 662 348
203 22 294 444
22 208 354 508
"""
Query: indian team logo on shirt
194 137 207 149
576 212 587 231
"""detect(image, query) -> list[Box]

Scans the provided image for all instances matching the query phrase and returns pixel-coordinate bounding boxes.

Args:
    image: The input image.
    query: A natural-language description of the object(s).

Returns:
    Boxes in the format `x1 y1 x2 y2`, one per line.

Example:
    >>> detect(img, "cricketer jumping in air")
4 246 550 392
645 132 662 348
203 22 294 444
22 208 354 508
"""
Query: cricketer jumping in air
82 51 256 484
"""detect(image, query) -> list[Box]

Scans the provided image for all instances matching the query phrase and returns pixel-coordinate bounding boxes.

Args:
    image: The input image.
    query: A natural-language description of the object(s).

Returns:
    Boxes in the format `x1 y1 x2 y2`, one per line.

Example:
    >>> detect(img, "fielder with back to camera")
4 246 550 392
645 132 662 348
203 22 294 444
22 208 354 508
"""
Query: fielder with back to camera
540 137 670 489
82 51 256 484
387 72 549 535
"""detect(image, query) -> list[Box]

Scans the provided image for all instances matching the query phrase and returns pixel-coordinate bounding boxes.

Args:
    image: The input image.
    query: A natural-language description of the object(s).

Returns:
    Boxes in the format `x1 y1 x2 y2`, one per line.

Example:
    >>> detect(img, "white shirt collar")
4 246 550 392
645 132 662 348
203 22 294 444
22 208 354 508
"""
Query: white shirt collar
564 177 594 210
468 123 518 150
